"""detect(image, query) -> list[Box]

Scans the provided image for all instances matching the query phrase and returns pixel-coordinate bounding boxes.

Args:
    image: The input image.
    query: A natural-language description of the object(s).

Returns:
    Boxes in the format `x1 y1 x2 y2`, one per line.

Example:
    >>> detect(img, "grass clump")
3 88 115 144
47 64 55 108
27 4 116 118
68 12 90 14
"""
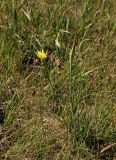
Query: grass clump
0 0 116 160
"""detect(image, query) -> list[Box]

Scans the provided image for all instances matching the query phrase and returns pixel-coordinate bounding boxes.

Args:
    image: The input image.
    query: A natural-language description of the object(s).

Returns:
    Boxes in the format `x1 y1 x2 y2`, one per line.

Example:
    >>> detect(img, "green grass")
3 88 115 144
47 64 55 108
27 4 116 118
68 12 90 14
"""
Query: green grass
0 0 116 160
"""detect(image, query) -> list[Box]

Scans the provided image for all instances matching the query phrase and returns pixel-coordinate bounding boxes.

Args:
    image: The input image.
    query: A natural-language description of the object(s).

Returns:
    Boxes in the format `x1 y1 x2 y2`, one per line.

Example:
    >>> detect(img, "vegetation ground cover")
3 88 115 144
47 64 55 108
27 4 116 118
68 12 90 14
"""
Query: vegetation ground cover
0 0 116 159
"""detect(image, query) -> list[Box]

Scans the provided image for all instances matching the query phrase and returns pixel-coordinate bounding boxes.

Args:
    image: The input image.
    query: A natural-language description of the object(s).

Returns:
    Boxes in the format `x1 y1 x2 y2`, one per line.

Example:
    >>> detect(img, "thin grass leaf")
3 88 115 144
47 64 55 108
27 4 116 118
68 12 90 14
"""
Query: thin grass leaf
11 0 18 32
69 41 75 107
21 9 31 21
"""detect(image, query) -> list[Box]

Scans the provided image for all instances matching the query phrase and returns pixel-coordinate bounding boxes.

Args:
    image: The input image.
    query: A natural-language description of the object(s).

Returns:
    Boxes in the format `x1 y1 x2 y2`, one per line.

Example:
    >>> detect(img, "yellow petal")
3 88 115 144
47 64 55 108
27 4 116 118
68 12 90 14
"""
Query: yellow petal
35 50 47 60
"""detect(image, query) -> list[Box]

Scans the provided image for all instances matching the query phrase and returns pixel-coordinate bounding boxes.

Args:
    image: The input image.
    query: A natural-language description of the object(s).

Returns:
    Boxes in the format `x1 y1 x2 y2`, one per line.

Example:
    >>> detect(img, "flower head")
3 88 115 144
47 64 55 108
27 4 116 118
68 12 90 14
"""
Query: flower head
35 50 47 60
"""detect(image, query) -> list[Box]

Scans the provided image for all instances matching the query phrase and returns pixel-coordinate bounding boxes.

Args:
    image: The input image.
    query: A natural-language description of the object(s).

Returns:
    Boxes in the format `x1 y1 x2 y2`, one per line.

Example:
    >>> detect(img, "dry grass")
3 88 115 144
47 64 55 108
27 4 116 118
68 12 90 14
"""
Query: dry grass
0 0 116 160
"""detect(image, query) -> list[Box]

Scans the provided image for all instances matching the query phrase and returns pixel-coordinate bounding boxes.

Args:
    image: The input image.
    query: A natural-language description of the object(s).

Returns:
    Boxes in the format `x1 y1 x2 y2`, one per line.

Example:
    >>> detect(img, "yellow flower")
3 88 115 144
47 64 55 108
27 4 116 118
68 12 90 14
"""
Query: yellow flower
35 50 47 60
